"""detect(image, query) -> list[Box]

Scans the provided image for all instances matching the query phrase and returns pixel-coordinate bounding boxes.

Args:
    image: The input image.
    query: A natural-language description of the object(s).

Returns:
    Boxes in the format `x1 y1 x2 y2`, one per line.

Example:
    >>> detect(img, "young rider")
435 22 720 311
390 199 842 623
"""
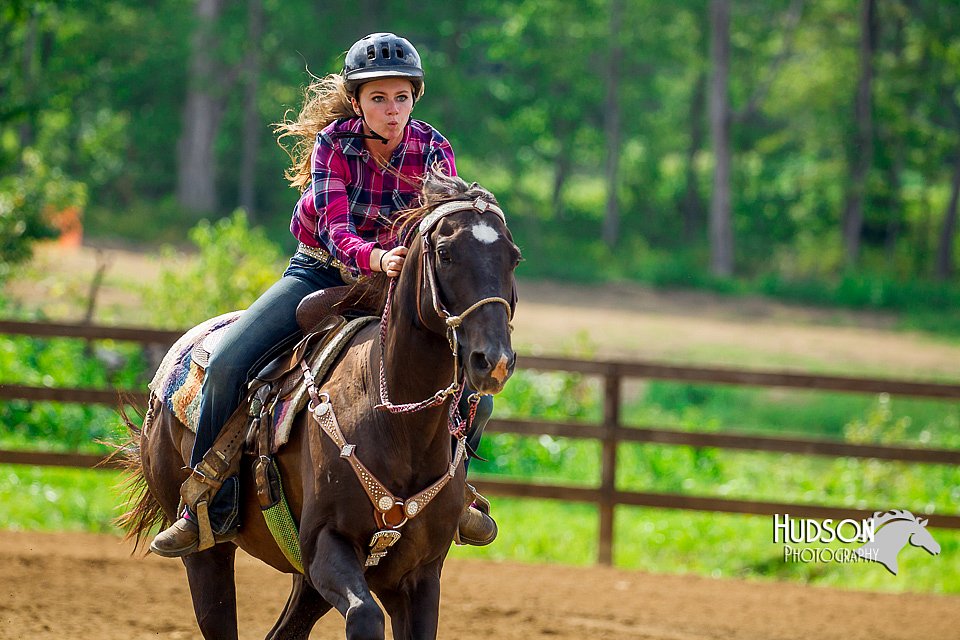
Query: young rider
151 32 497 557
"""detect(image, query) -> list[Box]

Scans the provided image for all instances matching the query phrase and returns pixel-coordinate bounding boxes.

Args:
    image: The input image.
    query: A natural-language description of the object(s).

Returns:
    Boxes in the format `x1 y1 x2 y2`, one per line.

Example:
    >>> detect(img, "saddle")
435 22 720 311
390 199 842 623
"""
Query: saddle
178 285 380 555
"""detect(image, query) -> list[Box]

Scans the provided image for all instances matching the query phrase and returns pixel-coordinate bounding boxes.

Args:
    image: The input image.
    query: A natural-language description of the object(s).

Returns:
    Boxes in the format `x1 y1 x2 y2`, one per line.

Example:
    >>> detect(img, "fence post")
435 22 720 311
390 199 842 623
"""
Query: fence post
598 364 620 565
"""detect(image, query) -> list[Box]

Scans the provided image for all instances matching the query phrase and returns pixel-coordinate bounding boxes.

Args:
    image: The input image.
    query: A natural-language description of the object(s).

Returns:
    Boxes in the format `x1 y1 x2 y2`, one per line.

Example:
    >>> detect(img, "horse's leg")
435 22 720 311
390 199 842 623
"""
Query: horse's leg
181 543 239 640
264 574 332 640
378 566 442 640
304 529 384 640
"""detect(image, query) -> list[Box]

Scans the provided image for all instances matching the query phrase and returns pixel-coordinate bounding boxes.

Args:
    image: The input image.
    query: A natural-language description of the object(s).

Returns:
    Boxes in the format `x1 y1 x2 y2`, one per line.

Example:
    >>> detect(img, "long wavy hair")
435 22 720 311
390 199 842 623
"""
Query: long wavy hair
274 72 356 191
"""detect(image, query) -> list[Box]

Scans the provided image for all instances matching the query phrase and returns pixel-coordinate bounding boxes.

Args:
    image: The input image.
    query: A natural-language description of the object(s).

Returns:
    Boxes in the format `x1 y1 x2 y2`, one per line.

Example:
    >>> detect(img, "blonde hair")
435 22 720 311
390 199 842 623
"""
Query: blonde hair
274 72 355 191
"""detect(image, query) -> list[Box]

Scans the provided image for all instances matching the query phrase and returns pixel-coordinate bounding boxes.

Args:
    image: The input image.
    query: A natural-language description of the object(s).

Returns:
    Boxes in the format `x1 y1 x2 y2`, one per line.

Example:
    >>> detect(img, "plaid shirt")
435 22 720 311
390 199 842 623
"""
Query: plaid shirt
290 117 457 276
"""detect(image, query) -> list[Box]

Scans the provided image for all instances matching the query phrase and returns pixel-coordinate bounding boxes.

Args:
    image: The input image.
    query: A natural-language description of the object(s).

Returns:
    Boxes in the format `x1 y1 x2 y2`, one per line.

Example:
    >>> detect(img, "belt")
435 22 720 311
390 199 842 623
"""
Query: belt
296 243 359 283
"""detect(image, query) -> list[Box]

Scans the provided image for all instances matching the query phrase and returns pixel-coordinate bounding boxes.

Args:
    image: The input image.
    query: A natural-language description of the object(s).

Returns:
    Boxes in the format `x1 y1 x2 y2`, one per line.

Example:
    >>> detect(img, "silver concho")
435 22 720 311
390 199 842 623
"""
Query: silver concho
377 496 394 512
405 500 420 517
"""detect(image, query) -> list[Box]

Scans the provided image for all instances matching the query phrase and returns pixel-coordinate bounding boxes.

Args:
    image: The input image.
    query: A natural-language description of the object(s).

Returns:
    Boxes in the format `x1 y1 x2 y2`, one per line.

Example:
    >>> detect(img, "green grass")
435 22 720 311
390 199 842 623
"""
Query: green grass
0 465 123 533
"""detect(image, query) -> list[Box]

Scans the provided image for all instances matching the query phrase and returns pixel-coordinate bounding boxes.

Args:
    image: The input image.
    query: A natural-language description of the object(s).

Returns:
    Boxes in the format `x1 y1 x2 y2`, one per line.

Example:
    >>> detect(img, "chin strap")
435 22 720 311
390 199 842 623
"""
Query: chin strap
328 128 389 145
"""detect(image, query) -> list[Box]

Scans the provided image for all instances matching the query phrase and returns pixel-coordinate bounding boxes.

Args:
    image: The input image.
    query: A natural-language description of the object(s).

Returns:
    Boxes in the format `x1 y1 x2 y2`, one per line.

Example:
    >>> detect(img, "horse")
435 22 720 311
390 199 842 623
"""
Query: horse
854 509 941 575
117 171 521 639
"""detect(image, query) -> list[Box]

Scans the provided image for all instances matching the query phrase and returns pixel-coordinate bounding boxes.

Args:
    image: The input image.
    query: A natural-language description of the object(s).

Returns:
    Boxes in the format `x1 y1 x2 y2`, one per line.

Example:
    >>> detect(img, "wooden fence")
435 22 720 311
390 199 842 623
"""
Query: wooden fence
2 319 959 564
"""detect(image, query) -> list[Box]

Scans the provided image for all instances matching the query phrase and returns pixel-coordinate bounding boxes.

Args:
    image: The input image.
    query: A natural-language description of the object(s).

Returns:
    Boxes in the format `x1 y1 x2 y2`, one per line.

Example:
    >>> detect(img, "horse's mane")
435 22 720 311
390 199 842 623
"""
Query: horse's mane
392 165 499 245
338 166 498 316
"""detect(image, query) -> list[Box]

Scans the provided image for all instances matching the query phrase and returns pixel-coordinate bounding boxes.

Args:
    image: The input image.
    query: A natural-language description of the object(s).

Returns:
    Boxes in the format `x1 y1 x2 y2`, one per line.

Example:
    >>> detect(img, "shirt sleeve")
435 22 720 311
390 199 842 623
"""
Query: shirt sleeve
309 135 377 275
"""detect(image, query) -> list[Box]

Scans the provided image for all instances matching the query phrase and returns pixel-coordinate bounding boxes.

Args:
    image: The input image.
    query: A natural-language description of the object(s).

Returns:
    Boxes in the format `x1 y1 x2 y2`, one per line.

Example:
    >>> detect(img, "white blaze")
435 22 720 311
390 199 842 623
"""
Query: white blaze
471 222 500 244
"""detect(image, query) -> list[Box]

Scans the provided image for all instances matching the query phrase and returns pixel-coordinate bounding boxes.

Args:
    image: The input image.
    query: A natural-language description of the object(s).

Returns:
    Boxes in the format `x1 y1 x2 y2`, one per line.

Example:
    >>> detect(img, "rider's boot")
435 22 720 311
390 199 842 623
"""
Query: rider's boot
455 394 498 546
150 476 241 557
456 482 498 546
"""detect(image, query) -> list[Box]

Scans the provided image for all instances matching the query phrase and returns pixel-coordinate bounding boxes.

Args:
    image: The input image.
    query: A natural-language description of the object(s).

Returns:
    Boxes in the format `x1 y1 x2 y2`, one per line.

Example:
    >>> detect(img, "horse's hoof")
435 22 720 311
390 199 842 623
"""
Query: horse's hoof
456 505 498 546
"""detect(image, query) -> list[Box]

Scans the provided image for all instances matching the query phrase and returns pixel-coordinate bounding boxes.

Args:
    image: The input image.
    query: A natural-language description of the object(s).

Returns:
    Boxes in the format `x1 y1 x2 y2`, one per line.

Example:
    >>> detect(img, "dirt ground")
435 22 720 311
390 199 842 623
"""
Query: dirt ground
8 244 960 379
0 530 956 640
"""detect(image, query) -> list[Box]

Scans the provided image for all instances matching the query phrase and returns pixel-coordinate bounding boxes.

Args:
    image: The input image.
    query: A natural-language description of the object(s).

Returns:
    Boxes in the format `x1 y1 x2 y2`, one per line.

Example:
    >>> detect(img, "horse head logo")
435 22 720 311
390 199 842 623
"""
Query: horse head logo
854 510 940 575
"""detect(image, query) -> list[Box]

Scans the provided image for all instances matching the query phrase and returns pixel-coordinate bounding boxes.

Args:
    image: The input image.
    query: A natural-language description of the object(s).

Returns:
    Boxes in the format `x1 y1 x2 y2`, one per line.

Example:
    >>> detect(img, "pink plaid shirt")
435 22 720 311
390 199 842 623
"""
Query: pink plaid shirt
290 117 457 276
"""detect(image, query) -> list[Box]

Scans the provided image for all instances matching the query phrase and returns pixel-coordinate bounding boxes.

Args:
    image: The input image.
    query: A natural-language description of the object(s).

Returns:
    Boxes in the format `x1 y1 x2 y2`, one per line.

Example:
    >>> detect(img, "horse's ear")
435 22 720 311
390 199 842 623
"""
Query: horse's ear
919 518 929 527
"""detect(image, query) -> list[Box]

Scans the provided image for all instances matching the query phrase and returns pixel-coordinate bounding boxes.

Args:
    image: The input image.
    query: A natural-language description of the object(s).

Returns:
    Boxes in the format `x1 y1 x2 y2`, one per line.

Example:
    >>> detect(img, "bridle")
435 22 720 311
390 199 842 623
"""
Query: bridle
375 196 515 437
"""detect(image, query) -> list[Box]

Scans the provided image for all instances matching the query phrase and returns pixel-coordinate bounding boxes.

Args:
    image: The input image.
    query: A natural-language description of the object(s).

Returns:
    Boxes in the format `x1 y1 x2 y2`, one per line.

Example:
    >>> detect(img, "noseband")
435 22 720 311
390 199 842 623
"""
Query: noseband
376 196 514 434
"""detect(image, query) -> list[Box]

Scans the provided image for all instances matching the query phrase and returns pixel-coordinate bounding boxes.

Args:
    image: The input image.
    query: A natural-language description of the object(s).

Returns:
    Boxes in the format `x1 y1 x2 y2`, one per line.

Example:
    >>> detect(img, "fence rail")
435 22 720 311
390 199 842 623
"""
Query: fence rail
2 320 959 563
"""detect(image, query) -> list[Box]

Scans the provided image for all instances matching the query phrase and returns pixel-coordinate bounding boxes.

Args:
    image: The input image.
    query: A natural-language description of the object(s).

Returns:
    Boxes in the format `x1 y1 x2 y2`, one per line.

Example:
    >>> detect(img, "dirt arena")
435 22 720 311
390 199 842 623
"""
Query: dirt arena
0 530 957 640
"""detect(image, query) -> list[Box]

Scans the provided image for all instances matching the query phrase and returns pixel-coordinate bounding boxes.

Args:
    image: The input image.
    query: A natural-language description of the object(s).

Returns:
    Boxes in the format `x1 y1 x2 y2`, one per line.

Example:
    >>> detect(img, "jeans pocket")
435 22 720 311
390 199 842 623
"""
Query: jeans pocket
288 252 323 270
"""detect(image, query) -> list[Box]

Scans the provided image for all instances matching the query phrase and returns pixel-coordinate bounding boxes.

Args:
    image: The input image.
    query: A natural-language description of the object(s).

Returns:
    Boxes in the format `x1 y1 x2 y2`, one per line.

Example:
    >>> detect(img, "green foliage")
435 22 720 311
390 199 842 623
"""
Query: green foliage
3 0 960 312
0 148 71 283
0 334 146 453
0 466 122 533
147 211 285 327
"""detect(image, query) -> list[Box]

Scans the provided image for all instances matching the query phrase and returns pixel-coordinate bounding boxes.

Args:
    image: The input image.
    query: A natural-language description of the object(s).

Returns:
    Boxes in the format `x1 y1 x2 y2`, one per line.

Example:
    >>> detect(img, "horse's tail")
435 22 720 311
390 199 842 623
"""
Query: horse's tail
107 395 167 552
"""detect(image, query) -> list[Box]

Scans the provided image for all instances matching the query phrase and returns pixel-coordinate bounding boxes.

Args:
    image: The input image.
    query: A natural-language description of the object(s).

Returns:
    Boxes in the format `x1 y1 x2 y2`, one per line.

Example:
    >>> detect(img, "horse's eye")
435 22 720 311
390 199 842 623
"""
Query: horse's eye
437 247 452 264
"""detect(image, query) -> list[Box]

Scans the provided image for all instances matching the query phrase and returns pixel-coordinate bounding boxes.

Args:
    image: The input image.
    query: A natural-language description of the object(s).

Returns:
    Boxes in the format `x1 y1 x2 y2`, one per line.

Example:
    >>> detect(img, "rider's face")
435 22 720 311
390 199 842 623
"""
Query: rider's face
353 78 415 144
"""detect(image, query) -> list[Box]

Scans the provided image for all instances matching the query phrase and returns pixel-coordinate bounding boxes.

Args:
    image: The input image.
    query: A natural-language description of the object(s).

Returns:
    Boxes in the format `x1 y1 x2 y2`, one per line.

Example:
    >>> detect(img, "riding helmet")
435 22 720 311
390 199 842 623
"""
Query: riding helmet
343 33 424 99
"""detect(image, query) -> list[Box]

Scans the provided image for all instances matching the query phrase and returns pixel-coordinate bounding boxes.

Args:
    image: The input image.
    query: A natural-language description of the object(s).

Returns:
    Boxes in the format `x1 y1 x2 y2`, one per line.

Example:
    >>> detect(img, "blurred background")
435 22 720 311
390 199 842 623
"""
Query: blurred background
2 0 960 611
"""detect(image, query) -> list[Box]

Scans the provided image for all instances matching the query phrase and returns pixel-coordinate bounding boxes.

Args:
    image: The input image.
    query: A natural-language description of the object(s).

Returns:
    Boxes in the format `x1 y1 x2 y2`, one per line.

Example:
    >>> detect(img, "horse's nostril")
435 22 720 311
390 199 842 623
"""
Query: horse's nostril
470 351 492 372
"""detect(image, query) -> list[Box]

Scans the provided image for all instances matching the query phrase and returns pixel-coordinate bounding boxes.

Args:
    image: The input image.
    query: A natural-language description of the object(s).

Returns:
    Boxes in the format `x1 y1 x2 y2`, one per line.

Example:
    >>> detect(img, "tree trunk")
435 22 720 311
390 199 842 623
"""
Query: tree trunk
602 0 623 249
842 0 876 267
552 133 572 221
17 9 39 150
934 154 960 280
176 0 226 215
682 70 707 242
709 0 733 277
238 0 263 220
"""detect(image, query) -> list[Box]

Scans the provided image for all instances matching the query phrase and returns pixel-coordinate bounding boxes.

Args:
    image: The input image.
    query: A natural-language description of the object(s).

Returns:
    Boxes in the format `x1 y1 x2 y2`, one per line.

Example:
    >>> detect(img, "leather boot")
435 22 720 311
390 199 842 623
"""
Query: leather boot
150 516 237 558
455 483 497 546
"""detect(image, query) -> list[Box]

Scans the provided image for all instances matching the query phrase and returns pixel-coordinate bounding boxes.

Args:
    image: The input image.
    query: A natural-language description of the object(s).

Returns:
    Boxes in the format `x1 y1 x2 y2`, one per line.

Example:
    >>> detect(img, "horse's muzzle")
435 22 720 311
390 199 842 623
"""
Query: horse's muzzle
467 348 516 395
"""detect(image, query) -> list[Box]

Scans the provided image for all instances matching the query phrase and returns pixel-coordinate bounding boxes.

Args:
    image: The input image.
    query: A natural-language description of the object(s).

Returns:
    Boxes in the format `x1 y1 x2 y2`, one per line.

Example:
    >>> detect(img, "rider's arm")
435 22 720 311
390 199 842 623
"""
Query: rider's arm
291 136 379 276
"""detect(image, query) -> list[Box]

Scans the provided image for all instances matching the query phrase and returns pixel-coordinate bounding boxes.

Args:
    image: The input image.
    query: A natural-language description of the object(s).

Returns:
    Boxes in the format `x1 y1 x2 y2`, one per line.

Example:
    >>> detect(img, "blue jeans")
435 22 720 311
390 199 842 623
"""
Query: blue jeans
190 252 345 532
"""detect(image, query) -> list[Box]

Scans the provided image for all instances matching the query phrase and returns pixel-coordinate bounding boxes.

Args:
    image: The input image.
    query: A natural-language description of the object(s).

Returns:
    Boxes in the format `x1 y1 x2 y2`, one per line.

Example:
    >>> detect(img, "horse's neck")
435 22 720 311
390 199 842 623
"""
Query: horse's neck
376 284 457 457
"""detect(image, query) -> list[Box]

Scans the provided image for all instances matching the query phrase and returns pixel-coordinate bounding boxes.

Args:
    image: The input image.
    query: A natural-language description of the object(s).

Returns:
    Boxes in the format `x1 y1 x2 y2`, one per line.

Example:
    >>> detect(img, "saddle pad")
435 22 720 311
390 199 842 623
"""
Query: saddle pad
148 311 243 432
270 315 378 453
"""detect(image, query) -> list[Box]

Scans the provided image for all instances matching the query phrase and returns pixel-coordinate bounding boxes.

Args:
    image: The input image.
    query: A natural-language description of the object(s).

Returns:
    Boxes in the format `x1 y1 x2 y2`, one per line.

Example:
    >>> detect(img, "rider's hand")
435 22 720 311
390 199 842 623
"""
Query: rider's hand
381 246 407 278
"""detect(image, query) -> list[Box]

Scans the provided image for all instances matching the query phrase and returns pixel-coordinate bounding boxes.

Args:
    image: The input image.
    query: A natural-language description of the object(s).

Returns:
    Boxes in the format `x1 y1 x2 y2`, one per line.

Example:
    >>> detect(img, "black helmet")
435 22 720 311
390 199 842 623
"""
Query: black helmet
343 33 424 98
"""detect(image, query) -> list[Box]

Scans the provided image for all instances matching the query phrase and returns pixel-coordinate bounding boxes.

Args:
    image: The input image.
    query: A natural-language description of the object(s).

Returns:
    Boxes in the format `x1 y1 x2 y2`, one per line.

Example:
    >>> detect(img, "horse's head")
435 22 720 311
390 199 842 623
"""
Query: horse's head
399 170 520 395
906 516 941 557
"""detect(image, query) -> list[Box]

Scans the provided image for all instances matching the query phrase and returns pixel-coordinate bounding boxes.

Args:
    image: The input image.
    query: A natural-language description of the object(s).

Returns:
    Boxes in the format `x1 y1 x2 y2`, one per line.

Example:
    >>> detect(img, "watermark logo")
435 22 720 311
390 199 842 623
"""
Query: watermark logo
773 509 940 575
853 510 941 575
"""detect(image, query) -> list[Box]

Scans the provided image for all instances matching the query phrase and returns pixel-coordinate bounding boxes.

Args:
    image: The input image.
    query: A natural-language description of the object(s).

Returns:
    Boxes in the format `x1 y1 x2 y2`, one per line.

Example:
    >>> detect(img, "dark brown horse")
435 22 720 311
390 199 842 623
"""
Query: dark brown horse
118 172 520 639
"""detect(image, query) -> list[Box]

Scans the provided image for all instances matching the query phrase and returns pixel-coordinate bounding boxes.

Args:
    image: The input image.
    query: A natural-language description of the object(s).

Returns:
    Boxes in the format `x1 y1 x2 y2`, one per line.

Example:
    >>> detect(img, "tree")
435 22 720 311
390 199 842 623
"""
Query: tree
708 0 733 277
176 0 237 215
841 0 877 266
238 0 263 220
602 0 624 248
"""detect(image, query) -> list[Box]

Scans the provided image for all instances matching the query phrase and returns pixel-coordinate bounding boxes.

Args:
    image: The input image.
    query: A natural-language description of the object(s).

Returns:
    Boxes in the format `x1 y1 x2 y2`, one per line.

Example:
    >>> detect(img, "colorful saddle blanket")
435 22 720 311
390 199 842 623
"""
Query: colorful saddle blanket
148 311 242 432
148 313 377 452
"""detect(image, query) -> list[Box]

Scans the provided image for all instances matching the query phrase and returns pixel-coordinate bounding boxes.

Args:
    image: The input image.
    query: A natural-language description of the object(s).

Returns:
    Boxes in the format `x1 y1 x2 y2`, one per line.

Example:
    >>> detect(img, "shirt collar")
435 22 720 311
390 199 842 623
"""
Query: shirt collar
338 118 367 157
338 117 413 160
